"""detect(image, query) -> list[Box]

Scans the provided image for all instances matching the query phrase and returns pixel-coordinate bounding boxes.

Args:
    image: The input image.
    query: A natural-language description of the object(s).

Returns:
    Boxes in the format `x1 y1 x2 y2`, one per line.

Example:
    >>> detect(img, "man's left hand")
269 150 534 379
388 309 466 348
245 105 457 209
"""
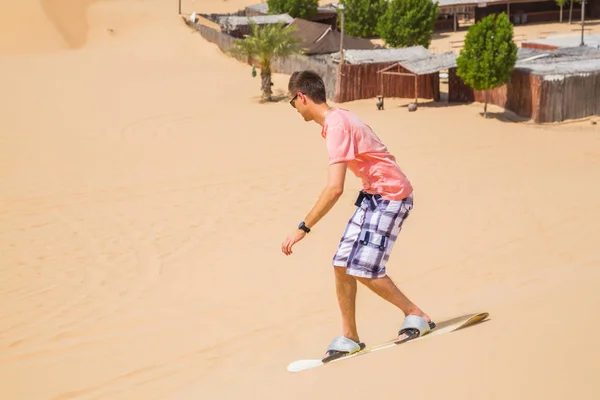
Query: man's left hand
281 229 307 255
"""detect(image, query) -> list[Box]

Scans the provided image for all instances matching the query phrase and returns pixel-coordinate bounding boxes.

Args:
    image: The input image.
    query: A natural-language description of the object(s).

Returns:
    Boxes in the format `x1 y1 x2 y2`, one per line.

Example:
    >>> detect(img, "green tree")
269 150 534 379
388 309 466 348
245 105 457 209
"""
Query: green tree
456 12 518 118
339 0 388 38
230 22 304 101
377 0 439 48
267 0 318 19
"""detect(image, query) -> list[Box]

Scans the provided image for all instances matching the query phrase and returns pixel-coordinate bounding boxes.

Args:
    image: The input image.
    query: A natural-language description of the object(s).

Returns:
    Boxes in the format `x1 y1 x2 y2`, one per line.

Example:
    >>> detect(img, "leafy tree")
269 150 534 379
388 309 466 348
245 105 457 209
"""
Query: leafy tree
377 0 439 48
456 12 518 118
339 0 388 38
267 0 318 19
230 22 304 101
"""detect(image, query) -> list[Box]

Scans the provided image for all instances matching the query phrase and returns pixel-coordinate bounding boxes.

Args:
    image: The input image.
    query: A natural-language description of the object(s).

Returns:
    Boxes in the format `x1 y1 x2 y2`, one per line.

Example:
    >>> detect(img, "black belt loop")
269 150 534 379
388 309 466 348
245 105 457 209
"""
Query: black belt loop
354 190 378 211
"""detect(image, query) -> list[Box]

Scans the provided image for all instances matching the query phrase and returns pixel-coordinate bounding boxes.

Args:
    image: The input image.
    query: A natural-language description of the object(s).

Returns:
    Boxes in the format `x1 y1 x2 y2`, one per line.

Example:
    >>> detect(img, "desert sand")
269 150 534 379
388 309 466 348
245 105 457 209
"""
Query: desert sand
1 1 599 399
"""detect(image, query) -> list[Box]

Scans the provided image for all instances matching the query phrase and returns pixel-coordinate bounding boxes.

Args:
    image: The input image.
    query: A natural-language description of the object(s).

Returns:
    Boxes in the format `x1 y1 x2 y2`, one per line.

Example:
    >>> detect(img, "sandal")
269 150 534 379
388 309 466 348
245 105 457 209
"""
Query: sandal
395 315 436 344
321 336 366 363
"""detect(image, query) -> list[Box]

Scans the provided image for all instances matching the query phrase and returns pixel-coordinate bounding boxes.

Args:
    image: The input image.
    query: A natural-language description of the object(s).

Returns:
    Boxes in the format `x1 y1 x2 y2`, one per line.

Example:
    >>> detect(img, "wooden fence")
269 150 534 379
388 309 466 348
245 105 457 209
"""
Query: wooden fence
537 72 600 123
473 69 539 120
448 67 600 123
271 55 338 100
448 67 474 103
336 62 440 103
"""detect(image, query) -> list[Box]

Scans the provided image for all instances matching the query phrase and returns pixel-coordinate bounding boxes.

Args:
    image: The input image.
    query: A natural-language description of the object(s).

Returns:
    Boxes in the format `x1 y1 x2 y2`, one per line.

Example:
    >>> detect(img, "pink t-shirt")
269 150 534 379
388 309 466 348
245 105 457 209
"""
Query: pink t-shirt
321 108 413 201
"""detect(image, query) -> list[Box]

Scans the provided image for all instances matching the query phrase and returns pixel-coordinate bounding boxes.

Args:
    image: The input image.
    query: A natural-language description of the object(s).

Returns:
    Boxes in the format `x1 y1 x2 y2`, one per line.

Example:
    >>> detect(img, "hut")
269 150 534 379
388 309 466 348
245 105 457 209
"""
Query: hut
288 18 379 56
329 47 455 103
436 0 599 31
376 52 458 106
449 46 600 123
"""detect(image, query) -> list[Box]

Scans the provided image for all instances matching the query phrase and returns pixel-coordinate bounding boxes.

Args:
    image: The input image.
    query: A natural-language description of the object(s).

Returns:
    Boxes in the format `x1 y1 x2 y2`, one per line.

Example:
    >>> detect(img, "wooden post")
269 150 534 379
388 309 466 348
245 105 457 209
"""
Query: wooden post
581 0 586 46
179 0 181 14
334 4 345 102
339 6 345 66
414 74 418 104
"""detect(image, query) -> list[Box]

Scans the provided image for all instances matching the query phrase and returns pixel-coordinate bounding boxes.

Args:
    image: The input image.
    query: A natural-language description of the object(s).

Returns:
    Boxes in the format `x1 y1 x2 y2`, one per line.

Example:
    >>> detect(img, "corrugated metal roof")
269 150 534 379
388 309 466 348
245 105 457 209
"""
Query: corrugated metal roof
330 46 432 64
515 46 600 75
218 14 294 30
395 52 458 74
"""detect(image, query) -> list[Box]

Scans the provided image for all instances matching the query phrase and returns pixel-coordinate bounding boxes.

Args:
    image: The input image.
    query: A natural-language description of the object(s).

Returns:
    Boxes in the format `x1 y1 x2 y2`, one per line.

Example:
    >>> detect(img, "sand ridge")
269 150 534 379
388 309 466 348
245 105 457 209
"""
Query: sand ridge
1 1 599 399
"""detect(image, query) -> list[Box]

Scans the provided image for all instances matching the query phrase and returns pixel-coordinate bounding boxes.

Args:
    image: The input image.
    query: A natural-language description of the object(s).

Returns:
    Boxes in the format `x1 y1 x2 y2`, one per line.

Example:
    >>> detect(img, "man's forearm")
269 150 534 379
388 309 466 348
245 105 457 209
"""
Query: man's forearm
303 186 343 229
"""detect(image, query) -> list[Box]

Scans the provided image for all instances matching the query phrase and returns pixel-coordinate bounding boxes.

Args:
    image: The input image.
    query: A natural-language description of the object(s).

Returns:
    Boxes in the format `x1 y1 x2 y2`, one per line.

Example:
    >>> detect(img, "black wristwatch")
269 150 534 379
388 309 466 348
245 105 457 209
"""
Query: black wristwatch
298 221 311 233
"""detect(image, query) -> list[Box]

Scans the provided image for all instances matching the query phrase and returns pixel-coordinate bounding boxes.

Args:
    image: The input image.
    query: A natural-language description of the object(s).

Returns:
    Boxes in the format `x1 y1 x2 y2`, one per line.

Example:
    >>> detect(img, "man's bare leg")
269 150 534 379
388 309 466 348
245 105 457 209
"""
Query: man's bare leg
333 266 360 343
356 274 431 323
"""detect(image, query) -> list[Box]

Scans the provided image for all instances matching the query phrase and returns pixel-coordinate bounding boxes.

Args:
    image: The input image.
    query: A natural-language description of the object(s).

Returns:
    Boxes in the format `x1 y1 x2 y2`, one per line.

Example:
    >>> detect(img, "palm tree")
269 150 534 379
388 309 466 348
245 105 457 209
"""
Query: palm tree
230 21 304 101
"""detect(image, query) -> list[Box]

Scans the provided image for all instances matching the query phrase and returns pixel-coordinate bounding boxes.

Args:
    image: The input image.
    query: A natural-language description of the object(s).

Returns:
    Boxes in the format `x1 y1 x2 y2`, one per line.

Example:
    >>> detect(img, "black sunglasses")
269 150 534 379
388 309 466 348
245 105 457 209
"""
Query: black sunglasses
290 92 300 108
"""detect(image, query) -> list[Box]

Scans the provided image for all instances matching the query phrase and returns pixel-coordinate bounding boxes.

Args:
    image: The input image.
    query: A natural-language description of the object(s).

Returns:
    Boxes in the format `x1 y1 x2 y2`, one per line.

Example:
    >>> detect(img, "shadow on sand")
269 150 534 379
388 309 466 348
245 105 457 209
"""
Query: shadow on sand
375 99 533 124
478 110 531 123
433 313 491 332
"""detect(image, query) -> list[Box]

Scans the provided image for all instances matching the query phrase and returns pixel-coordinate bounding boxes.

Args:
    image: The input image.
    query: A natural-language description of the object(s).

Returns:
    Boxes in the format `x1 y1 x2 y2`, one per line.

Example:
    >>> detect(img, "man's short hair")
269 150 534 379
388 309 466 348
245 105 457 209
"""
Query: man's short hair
288 70 327 104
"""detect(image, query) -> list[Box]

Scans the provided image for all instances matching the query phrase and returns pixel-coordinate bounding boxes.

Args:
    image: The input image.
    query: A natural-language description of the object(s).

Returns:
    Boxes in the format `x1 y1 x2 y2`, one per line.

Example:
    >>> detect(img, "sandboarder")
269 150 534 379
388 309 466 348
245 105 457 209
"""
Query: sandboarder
281 70 435 362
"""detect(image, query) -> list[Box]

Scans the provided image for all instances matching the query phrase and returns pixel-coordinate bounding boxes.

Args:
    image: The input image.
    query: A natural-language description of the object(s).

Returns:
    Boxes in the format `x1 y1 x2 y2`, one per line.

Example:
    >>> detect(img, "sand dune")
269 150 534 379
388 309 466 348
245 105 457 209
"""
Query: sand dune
1 1 599 399
0 0 99 54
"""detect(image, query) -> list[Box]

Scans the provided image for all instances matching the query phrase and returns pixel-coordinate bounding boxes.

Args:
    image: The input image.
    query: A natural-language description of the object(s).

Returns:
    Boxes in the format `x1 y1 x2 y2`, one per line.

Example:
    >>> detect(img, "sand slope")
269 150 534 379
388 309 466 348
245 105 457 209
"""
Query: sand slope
1 1 599 399
0 0 100 54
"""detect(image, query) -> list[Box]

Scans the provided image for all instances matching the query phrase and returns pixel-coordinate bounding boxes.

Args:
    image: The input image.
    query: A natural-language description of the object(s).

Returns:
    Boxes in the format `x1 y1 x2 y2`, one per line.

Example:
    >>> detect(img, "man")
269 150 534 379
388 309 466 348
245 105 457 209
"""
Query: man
281 70 435 362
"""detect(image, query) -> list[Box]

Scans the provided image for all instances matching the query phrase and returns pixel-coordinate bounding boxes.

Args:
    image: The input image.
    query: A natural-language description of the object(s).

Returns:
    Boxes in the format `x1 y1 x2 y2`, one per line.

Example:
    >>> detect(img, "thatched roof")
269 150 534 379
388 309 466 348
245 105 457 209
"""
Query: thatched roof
516 46 600 75
394 52 458 75
289 18 378 55
330 46 432 64
217 14 293 30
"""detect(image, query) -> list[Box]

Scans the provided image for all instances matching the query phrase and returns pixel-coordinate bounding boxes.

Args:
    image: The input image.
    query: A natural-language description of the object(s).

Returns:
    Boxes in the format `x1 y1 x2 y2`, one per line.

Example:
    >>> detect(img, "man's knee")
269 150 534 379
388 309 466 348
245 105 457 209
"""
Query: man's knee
333 265 355 279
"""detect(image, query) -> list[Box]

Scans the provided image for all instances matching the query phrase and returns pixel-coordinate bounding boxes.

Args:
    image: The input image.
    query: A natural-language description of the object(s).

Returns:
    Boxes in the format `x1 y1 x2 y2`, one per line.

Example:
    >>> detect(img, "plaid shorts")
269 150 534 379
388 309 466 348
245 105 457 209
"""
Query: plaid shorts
332 191 414 279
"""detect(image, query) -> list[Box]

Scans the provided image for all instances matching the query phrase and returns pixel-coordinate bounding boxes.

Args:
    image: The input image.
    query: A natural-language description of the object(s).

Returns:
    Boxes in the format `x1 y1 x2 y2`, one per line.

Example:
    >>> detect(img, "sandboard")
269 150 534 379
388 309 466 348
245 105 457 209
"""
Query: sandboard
287 312 489 373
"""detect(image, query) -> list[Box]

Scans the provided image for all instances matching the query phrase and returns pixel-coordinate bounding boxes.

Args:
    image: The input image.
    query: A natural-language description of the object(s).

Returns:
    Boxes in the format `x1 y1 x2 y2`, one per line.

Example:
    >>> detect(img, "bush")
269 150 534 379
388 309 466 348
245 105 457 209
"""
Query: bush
377 0 439 48
456 12 518 117
267 0 318 19
339 0 388 38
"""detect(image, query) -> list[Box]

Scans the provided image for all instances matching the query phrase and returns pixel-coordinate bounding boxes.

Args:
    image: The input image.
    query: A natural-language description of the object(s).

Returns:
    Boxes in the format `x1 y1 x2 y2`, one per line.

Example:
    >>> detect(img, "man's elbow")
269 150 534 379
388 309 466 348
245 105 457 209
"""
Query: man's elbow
327 185 344 199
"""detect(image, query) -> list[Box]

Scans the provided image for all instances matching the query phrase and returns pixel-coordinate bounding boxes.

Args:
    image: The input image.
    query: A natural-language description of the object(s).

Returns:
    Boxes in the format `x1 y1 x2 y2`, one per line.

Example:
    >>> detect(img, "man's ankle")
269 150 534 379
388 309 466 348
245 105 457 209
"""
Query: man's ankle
406 307 429 320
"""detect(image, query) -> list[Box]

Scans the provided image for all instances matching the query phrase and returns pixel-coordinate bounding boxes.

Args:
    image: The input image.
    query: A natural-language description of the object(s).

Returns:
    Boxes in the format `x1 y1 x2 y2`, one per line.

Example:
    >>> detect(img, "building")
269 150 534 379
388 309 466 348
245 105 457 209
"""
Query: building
449 45 600 123
328 47 457 103
436 0 600 31
288 18 379 56
244 2 338 29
